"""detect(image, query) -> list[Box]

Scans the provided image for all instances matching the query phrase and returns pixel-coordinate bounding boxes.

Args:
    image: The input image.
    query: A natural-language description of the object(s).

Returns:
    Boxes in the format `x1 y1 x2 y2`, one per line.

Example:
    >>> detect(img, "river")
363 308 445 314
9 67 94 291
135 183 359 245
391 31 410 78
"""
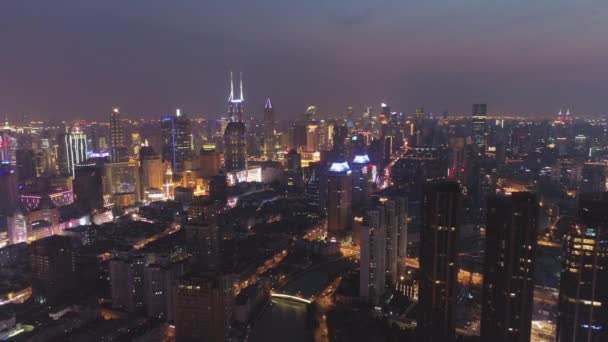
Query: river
249 270 328 342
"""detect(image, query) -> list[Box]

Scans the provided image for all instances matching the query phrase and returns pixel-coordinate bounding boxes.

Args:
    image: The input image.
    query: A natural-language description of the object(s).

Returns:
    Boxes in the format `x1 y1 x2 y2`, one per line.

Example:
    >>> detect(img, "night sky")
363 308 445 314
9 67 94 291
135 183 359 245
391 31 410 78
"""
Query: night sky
1 1 608 120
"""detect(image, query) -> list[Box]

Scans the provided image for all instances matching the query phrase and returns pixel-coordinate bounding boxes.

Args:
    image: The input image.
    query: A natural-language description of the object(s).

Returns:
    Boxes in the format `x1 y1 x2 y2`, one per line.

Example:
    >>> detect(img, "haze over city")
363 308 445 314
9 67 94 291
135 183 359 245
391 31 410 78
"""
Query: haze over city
2 1 608 119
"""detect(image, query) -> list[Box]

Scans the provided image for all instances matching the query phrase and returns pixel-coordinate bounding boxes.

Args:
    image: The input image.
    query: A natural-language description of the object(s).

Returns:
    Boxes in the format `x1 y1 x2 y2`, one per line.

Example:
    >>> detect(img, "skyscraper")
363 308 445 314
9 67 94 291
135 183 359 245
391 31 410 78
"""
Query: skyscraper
161 109 192 174
326 161 352 237
481 192 539 342
417 181 462 342
0 164 18 218
351 153 372 209
472 103 487 150
359 204 386 304
109 107 126 162
557 192 608 342
413 106 425 147
263 98 275 160
223 72 247 173
139 145 164 196
57 130 87 177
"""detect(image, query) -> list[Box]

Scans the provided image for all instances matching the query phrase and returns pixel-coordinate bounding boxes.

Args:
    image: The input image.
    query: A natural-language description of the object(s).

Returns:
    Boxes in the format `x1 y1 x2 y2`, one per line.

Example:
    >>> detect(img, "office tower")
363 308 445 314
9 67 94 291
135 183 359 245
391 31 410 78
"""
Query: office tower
161 109 192 174
263 98 276 160
0 165 18 218
417 181 462 342
447 136 467 183
139 146 164 192
197 146 221 178
15 149 36 180
557 193 608 342
332 125 348 160
305 105 317 122
0 121 16 166
110 254 145 312
472 103 487 150
223 72 247 173
109 108 127 162
185 219 220 272
29 235 76 300
175 274 226 342
360 205 386 304
289 123 307 151
57 130 87 177
395 197 409 278
103 161 141 206
412 107 424 147
481 192 539 342
305 162 322 212
306 122 320 152
351 153 372 209
74 163 104 211
326 161 352 237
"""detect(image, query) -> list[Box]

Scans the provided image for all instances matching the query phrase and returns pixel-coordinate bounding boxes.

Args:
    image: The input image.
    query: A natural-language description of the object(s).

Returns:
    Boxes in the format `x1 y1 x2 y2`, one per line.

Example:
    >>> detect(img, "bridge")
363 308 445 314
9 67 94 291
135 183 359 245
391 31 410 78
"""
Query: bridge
270 292 313 304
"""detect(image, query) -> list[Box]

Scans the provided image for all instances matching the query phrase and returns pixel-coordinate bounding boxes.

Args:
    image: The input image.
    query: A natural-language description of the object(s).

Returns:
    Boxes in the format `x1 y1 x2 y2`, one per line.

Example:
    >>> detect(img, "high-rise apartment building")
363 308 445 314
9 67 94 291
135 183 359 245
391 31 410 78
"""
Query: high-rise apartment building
110 254 145 313
557 192 608 342
109 107 127 162
417 181 462 342
481 192 539 342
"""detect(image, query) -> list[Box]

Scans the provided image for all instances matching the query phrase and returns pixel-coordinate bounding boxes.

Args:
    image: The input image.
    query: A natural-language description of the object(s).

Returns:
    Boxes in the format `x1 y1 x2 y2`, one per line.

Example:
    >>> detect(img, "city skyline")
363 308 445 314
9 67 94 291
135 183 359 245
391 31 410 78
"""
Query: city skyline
2 1 608 119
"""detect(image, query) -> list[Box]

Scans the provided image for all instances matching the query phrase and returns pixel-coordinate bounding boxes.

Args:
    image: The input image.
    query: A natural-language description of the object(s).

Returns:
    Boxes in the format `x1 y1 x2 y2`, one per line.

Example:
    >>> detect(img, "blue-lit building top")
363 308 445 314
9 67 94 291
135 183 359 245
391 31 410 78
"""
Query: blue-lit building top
329 161 351 174
352 154 370 165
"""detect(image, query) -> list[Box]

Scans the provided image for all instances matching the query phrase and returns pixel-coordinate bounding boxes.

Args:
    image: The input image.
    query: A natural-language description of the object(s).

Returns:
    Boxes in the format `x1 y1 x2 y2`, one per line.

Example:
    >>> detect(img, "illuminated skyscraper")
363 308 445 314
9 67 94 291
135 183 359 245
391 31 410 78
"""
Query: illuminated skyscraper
161 109 192 174
0 119 17 166
417 181 462 342
557 192 608 342
472 103 487 150
139 146 164 193
481 192 538 342
109 107 126 162
223 72 247 172
263 98 275 160
326 161 352 236
57 130 87 177
103 161 141 206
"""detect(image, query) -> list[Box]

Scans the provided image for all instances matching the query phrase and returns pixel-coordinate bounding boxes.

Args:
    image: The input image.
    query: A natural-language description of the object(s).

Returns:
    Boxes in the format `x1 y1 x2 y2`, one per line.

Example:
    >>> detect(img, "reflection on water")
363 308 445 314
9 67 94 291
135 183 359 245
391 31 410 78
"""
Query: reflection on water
249 299 309 342
249 270 327 342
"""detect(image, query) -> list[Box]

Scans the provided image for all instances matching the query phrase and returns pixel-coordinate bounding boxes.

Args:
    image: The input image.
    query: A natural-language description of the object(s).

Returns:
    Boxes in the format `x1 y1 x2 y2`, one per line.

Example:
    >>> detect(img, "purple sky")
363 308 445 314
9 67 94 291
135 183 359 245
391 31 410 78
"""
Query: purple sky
1 1 608 120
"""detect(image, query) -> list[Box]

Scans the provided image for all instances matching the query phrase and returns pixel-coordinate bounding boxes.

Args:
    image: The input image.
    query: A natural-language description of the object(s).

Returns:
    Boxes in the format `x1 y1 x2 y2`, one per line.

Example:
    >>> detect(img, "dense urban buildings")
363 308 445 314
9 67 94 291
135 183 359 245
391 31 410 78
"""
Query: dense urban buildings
1 10 608 339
